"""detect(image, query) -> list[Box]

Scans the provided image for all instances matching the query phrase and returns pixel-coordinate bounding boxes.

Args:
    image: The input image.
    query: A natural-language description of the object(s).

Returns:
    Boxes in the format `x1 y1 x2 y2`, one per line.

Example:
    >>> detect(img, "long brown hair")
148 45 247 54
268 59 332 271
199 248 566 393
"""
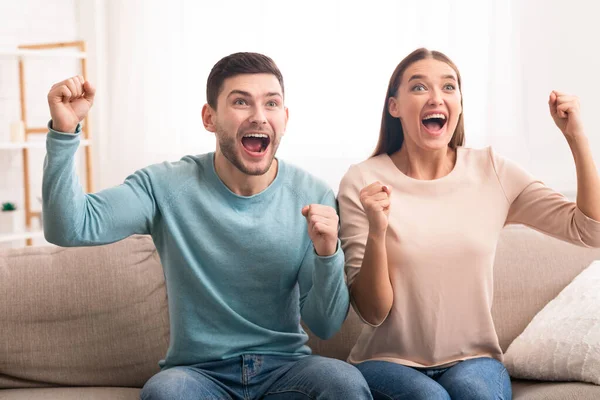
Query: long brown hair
372 48 465 157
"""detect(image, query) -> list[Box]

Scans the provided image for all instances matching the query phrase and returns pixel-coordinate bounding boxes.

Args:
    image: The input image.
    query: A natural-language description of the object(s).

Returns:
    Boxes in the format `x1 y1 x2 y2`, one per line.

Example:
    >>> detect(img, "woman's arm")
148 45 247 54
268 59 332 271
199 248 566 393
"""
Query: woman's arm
549 91 600 220
339 177 393 326
350 226 393 326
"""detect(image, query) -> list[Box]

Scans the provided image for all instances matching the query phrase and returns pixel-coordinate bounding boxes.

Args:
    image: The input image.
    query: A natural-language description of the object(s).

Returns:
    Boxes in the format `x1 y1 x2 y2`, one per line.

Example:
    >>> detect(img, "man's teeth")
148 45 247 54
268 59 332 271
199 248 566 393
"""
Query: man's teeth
423 113 446 120
244 133 268 138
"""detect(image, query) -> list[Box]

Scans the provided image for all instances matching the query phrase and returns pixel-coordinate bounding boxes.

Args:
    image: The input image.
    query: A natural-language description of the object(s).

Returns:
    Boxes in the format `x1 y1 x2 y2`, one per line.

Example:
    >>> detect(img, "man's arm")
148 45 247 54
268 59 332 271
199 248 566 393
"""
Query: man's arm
43 76 156 246
298 190 349 340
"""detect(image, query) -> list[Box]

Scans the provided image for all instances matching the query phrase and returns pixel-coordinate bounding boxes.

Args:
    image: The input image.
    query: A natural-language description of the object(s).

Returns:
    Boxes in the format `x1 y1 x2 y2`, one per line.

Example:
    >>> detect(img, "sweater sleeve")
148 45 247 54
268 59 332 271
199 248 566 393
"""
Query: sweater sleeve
337 164 369 287
42 124 157 246
491 147 600 247
297 189 349 340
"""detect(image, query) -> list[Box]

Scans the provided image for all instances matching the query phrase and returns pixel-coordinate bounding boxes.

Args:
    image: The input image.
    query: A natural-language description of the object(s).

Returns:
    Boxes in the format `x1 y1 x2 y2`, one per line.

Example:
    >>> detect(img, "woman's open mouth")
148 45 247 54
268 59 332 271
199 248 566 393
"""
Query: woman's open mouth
241 133 271 156
421 113 447 135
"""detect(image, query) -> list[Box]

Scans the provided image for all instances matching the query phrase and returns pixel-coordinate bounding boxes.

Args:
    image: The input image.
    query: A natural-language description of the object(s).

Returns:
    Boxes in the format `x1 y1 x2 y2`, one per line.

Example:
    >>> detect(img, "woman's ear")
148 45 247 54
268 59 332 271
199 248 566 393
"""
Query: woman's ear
388 96 400 118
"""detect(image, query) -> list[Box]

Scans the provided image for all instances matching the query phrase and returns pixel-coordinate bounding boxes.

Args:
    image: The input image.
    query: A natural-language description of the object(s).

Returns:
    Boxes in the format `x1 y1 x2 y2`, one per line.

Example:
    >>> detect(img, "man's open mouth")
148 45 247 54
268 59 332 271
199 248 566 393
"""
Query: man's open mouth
421 113 447 133
241 133 270 153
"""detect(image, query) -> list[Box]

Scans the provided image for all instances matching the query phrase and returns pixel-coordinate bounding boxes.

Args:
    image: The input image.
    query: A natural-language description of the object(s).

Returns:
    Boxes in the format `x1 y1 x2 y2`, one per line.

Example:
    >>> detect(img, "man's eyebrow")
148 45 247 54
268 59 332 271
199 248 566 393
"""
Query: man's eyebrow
227 89 251 98
226 90 283 99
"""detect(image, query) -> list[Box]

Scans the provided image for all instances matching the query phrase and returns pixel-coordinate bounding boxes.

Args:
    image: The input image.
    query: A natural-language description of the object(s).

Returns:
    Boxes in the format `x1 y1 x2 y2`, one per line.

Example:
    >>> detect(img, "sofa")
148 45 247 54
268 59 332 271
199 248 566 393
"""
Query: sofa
1 226 599 399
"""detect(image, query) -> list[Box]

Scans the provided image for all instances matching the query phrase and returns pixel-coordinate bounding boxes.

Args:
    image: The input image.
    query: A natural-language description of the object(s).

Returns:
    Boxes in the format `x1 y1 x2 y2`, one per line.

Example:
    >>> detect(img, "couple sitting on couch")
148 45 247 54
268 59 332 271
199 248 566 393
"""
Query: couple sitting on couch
42 49 600 400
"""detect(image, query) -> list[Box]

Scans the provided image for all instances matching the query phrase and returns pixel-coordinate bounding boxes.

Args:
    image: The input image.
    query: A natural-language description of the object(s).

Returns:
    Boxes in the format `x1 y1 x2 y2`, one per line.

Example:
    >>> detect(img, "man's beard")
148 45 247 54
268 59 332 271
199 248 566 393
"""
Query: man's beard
216 127 280 176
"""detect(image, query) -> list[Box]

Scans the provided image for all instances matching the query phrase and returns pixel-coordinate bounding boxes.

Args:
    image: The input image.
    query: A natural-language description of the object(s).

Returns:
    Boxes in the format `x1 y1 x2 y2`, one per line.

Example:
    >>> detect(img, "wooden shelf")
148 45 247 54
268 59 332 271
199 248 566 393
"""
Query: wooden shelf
0 49 87 59
0 229 45 244
1 40 93 247
0 139 91 150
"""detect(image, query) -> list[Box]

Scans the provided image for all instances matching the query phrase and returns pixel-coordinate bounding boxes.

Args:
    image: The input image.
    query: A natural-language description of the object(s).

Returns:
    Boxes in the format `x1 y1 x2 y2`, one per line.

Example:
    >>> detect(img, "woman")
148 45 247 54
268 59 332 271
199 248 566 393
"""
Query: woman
337 48 600 399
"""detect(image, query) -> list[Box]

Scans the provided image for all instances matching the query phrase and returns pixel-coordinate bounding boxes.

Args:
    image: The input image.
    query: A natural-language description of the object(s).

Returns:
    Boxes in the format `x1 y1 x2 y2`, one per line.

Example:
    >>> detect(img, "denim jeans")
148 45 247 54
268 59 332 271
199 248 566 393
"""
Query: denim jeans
356 357 512 400
141 354 373 400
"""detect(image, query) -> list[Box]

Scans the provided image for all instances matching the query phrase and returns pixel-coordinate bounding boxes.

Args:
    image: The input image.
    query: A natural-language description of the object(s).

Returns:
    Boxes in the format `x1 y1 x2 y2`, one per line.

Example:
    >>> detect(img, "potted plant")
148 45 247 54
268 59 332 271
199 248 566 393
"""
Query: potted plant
2 202 16 212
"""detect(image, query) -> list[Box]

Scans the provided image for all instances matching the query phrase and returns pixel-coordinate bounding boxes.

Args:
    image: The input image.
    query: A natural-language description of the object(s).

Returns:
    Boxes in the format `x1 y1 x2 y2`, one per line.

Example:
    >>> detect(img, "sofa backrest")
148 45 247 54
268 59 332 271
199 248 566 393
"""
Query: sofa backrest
491 226 600 351
307 226 600 358
0 235 169 389
2 226 599 389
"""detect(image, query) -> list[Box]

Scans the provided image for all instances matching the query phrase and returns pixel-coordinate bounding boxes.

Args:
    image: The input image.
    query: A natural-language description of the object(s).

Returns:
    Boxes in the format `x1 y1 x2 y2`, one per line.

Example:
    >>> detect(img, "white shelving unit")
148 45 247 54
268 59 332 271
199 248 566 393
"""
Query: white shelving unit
0 41 93 247
0 49 87 59
0 140 91 247
0 139 91 150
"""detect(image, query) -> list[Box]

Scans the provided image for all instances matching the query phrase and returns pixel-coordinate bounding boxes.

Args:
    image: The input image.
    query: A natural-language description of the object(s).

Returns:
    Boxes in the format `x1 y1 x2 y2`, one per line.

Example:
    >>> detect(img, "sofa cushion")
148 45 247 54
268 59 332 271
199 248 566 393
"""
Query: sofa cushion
512 379 600 399
0 235 169 389
0 387 140 400
503 261 600 385
491 226 600 352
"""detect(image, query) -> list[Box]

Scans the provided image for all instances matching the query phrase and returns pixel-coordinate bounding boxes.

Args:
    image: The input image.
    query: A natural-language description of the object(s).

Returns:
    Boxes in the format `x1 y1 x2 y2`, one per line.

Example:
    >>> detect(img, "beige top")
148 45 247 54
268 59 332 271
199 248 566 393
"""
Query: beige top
338 146 600 368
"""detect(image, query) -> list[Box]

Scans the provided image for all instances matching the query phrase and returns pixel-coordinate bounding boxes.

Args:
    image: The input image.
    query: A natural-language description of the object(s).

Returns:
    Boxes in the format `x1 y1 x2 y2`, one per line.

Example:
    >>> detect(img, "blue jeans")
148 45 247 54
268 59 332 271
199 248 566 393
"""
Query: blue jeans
356 357 512 400
141 354 372 400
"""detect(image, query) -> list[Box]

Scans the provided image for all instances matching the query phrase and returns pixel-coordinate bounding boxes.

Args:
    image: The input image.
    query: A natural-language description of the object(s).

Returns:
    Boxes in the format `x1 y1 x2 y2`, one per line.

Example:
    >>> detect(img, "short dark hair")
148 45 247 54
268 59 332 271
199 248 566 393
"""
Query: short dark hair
373 48 465 157
206 52 284 109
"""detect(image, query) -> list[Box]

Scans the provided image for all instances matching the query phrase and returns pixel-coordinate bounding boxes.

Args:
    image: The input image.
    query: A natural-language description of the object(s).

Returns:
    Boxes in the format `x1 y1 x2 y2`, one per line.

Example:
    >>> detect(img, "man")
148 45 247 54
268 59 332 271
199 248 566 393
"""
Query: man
43 52 372 399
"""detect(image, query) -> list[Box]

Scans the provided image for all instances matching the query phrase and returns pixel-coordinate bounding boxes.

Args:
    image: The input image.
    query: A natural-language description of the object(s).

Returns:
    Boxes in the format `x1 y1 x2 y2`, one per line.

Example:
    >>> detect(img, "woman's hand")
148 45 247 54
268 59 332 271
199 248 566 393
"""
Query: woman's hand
359 181 391 235
549 91 585 141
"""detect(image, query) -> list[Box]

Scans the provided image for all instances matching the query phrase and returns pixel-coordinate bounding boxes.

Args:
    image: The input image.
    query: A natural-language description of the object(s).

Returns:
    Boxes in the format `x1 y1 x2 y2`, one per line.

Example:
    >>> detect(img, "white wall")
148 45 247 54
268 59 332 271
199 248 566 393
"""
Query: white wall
2 0 598 213
513 0 600 195
0 0 80 242
83 0 600 197
85 0 515 191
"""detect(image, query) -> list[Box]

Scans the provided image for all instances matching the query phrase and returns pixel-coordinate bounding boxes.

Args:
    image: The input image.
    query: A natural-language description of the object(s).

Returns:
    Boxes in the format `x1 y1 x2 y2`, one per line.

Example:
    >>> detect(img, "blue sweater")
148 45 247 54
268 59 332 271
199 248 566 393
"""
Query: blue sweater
42 126 349 369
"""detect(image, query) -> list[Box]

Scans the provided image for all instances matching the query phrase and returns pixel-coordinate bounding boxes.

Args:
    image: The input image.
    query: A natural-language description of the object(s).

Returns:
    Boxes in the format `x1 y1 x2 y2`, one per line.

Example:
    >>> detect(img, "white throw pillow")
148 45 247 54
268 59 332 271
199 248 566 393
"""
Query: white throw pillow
504 261 600 385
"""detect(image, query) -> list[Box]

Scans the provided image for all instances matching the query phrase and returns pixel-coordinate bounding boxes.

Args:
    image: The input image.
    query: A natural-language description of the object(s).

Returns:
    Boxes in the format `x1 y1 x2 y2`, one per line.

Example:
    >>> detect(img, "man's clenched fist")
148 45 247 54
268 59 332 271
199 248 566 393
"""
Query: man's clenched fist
48 75 95 133
301 204 339 257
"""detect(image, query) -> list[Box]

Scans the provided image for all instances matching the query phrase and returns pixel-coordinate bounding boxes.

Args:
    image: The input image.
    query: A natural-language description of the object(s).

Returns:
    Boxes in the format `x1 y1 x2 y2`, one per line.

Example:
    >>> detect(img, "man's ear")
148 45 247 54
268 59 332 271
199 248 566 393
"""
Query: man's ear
202 104 216 132
388 97 400 118
282 107 289 136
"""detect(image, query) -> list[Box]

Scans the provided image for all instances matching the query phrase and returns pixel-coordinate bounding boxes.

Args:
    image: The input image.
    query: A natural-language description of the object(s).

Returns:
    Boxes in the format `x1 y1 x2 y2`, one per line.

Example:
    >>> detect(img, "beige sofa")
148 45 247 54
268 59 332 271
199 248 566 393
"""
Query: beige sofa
1 226 599 399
